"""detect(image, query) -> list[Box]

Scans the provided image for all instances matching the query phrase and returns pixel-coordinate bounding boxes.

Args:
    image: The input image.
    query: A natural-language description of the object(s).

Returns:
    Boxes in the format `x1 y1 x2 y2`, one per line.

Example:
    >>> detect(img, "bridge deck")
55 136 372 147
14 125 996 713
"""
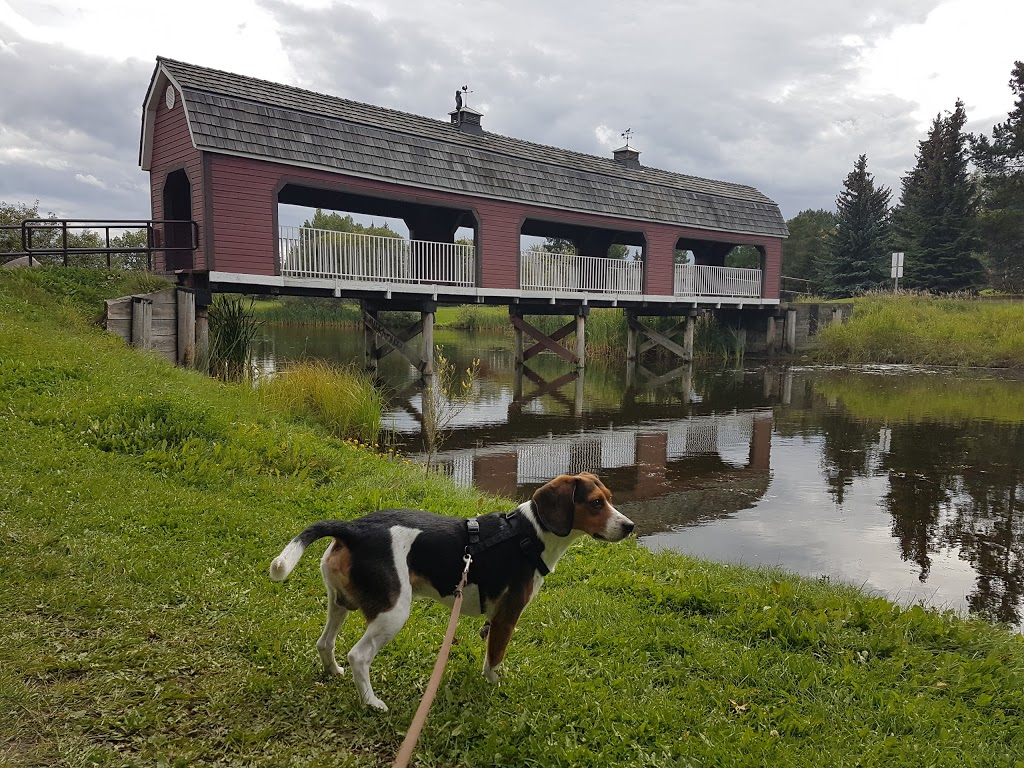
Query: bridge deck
241 226 777 310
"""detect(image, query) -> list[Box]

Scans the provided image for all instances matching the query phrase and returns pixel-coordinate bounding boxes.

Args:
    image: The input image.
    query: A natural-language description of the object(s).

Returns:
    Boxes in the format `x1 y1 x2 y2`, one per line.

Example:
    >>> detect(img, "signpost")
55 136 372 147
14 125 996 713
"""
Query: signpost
891 252 905 292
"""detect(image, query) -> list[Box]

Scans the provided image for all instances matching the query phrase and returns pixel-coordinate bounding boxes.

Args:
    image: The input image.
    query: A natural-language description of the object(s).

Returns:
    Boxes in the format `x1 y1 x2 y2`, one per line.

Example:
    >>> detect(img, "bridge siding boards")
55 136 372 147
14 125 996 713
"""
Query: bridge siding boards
149 83 205 273
200 153 783 298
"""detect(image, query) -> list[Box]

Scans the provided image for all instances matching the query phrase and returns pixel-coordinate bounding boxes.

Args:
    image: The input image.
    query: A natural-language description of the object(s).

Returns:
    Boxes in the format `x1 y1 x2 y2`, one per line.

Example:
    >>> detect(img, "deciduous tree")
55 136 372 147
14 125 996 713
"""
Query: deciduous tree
782 208 837 293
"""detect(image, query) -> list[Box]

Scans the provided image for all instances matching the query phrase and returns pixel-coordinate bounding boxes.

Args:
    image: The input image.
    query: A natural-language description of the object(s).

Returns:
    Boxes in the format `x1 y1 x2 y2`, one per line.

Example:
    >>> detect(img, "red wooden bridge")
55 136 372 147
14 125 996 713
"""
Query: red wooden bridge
138 58 790 373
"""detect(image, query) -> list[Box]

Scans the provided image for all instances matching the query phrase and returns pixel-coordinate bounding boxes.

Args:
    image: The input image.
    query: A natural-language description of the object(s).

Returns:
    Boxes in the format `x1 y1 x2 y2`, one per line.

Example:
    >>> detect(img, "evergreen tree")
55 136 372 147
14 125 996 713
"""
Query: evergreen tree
895 100 983 292
782 208 838 293
972 61 1024 293
825 155 891 297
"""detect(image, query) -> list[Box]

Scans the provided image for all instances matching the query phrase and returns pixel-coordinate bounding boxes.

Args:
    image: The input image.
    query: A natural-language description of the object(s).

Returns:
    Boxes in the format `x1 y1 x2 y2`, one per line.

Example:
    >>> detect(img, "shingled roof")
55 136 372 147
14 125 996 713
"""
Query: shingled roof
143 58 788 239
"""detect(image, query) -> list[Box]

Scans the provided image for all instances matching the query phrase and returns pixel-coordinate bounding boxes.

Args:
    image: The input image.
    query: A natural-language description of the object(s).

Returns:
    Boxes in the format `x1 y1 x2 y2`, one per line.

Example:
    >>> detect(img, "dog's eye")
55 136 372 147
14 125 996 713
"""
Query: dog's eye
590 499 604 508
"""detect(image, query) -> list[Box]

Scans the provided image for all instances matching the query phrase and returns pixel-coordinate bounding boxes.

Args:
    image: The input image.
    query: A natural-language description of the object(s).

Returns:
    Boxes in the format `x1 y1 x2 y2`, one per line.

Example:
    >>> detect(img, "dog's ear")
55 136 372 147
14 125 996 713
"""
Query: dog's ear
575 472 605 498
532 475 577 536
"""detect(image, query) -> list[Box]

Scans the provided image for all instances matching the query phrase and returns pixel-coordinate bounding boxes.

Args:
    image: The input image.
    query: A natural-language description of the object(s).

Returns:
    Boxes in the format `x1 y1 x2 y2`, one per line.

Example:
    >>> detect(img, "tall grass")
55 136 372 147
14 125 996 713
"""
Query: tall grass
258 359 384 443
208 295 262 381
818 294 1024 367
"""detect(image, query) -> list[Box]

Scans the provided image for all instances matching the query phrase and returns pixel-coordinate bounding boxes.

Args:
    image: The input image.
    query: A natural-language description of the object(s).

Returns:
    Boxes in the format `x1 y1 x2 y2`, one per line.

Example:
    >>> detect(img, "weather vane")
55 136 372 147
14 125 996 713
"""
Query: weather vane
455 85 473 111
621 128 634 148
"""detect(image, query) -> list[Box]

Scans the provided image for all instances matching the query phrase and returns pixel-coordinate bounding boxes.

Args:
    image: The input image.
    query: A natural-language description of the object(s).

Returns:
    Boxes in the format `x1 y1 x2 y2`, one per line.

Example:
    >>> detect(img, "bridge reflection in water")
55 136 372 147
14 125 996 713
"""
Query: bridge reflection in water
387 365 777 535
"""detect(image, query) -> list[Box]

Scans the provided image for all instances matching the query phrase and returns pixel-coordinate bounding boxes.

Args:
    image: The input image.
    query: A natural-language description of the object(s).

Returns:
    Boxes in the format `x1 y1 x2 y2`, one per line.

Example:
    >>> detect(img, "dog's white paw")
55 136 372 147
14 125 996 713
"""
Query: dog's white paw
365 696 389 712
482 662 500 684
325 663 345 676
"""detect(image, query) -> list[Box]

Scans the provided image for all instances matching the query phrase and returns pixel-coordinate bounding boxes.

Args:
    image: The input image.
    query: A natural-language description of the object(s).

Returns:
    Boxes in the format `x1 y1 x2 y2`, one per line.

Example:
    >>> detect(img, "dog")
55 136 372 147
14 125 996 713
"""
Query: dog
269 472 634 711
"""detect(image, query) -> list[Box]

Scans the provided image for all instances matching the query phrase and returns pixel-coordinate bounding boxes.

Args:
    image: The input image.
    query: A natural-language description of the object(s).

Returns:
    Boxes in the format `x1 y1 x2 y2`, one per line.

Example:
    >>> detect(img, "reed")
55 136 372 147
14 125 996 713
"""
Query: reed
208 295 262 381
258 359 383 443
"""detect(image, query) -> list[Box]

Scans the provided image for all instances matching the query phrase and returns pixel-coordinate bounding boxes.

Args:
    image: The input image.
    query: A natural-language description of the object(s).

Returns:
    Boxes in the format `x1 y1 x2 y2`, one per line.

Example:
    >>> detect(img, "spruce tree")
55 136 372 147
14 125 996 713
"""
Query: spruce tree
972 61 1024 293
895 100 983 292
825 155 891 297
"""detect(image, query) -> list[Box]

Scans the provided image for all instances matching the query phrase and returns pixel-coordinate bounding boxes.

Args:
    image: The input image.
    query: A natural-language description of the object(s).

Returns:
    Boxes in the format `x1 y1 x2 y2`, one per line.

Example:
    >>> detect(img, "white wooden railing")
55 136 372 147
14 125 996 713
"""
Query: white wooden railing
674 263 762 298
520 249 643 294
279 226 475 287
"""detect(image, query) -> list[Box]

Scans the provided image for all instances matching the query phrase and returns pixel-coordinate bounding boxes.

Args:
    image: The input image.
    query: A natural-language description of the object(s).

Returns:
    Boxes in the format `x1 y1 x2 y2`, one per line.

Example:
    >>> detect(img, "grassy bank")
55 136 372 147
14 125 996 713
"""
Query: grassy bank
817 294 1024 367
2 270 1024 766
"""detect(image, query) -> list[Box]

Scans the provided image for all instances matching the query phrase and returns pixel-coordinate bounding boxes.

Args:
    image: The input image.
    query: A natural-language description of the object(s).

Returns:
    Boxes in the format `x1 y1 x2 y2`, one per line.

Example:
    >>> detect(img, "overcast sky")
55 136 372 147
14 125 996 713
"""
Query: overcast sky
1 0 1022 224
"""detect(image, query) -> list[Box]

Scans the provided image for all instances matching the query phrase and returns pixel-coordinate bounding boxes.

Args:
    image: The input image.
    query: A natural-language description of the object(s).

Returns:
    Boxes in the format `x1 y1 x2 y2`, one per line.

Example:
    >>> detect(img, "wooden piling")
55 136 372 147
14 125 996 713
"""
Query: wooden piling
176 288 196 367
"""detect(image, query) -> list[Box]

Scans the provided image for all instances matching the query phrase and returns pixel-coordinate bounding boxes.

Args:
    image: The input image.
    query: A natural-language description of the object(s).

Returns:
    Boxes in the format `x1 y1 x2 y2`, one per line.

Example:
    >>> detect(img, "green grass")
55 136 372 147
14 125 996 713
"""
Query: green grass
2 269 1024 766
818 294 1024 367
259 359 384 443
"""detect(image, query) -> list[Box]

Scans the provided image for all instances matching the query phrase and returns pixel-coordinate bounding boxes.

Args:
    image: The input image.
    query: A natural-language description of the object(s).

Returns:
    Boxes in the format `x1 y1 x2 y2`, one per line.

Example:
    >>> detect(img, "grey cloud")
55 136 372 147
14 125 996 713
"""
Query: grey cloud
1 1 968 222
261 0 945 217
0 26 151 217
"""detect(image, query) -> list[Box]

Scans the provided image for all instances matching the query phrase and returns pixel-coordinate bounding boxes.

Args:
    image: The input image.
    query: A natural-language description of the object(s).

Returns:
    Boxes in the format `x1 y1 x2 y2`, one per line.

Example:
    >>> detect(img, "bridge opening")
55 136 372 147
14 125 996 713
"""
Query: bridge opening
519 218 645 295
276 183 478 286
162 169 193 270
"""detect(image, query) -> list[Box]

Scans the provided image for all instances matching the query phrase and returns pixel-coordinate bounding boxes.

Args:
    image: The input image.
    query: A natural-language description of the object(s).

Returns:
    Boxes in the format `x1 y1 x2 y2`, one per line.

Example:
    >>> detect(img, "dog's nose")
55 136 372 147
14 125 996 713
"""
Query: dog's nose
623 520 635 536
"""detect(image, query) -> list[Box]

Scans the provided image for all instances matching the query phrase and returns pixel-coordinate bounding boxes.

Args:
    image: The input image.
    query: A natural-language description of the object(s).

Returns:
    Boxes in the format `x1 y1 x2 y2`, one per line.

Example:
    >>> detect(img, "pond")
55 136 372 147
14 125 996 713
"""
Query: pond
256 324 1024 629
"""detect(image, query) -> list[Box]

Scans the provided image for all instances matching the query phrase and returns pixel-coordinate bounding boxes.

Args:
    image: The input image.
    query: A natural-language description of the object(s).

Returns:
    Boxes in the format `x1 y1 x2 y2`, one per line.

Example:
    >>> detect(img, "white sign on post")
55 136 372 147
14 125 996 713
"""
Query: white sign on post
891 252 904 290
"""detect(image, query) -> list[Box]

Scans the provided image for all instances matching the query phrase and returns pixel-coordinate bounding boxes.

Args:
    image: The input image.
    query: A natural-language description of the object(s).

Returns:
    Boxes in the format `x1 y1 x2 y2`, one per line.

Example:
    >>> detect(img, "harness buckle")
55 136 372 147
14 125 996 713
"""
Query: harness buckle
466 517 481 547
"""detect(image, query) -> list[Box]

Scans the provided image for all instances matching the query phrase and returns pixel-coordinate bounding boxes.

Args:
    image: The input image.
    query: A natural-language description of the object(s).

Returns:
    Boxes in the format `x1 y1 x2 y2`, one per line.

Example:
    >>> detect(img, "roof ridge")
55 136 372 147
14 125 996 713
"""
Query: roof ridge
157 57 772 204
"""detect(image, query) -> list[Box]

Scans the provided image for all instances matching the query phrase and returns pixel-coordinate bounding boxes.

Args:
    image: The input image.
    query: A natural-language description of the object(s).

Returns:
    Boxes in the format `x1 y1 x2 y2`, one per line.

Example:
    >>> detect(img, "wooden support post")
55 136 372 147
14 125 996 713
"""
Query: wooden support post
574 371 585 417
575 311 586 370
784 309 797 354
626 310 638 363
832 307 843 327
131 296 153 350
512 310 524 367
176 288 196 367
362 302 436 378
766 315 778 355
735 327 747 360
363 304 379 375
195 306 209 368
682 313 696 363
422 309 435 378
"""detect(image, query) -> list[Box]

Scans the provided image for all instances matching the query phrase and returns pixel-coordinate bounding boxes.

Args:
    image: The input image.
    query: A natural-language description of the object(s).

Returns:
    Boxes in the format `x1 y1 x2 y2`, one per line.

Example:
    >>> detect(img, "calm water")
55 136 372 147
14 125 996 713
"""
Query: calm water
256 326 1024 629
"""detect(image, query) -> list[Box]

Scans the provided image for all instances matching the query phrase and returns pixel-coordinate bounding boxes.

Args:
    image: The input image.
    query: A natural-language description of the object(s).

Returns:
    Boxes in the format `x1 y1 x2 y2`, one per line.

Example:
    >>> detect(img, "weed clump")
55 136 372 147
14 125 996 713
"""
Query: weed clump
258 359 383 444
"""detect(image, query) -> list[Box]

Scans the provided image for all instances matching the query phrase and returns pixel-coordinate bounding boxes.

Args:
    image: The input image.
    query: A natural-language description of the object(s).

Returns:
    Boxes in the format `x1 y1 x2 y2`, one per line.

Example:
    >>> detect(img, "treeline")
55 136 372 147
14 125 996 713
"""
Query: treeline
784 61 1024 297
0 200 149 266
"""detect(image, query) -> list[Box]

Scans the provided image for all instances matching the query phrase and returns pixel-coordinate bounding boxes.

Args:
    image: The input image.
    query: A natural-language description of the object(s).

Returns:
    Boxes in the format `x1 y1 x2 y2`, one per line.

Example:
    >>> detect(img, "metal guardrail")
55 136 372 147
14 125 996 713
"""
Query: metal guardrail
520 249 643 294
674 263 762 298
1 219 199 270
279 226 476 286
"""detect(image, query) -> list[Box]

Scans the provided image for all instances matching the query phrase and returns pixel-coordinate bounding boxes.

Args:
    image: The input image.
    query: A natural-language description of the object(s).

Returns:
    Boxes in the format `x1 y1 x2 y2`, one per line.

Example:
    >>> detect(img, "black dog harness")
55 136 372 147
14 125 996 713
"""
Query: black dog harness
465 507 550 614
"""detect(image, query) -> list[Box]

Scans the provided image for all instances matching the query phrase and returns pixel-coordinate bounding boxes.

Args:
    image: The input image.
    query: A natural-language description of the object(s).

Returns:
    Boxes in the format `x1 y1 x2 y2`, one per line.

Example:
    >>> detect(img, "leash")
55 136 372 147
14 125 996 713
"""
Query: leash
392 552 473 768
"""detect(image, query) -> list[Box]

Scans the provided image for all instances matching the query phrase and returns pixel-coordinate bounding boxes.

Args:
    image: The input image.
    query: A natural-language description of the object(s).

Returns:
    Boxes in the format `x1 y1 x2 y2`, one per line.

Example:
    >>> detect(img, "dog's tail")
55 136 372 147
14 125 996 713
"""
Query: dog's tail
269 520 349 582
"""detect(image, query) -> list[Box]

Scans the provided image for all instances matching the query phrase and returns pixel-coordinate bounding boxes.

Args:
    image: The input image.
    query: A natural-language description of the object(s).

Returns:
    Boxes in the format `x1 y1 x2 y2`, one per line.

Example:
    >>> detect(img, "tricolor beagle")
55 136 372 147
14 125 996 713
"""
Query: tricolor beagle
269 472 634 711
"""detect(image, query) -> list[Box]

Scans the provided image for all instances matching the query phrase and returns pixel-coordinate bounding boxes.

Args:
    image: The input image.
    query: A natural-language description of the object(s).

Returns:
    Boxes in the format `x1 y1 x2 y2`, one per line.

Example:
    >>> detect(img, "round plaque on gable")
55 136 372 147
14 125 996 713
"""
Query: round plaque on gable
165 85 176 110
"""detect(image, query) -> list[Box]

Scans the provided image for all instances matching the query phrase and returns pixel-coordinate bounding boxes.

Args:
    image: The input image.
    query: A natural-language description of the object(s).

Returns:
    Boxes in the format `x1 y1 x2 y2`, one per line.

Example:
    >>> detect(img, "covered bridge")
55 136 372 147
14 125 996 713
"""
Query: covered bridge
140 57 787 311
